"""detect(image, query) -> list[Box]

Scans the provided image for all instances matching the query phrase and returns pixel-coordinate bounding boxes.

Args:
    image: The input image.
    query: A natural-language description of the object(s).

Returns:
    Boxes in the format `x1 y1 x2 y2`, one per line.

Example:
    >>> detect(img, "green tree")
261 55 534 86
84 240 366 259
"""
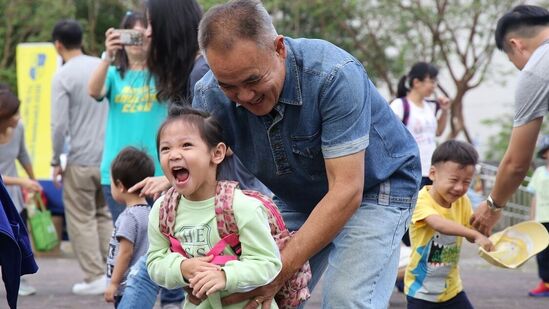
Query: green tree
482 115 549 162
258 0 519 142
0 0 75 89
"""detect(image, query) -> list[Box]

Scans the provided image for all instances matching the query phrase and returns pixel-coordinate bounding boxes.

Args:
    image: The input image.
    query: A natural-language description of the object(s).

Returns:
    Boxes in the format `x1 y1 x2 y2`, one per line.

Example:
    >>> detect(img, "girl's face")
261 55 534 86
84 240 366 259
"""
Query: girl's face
124 22 149 59
413 76 437 98
158 120 225 201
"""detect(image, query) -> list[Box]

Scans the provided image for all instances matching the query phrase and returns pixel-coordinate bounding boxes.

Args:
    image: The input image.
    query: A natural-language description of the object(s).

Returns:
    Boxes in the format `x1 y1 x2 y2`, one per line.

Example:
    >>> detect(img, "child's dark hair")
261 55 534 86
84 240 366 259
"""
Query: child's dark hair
115 11 147 78
51 19 83 50
431 140 478 167
156 106 225 155
396 62 439 98
111 146 155 190
495 5 549 52
0 84 20 121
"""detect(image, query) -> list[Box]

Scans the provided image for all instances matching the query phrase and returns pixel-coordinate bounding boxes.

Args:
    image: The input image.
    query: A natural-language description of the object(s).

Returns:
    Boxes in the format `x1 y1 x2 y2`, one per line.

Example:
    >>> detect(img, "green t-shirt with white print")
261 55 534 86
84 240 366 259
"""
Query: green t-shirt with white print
147 188 281 309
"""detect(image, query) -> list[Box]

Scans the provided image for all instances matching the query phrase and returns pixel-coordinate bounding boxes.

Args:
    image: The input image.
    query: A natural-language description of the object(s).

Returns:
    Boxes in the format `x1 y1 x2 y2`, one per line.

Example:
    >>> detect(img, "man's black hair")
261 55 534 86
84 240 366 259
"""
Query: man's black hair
431 140 478 167
111 147 155 191
495 5 549 51
51 19 83 50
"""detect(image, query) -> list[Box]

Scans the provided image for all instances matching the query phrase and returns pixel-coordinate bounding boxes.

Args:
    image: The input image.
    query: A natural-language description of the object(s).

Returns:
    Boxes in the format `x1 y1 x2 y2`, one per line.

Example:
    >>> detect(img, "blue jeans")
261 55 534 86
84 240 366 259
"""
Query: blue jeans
283 201 411 309
102 185 126 224
119 256 184 309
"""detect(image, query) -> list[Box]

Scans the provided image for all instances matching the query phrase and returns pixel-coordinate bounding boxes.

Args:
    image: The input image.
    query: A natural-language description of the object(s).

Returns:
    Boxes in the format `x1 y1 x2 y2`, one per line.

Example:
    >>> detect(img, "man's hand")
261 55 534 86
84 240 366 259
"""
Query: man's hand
128 176 170 199
189 269 226 298
52 166 63 188
184 287 204 306
221 269 288 309
180 255 219 281
104 282 118 303
470 201 502 236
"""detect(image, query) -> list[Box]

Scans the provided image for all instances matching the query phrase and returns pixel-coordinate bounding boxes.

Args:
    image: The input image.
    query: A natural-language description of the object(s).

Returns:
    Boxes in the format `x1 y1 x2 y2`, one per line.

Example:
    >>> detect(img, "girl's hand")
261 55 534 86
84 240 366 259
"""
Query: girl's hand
180 255 219 280
21 178 42 192
189 269 226 298
437 96 451 111
104 27 122 60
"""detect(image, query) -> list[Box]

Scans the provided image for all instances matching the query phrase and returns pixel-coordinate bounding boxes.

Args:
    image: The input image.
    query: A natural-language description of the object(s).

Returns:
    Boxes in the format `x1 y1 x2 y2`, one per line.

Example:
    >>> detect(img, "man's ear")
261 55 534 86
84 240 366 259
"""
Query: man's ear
211 142 227 165
274 35 286 59
508 37 524 54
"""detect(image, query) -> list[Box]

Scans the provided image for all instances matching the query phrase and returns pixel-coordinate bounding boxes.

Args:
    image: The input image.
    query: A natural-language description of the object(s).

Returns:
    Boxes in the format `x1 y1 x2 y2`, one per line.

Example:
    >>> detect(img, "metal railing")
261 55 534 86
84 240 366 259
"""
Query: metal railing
476 163 532 231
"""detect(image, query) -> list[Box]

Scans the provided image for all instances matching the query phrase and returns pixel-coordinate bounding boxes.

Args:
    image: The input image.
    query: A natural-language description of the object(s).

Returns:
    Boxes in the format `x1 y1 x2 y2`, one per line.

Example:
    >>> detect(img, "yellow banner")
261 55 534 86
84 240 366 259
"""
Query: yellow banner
16 43 59 180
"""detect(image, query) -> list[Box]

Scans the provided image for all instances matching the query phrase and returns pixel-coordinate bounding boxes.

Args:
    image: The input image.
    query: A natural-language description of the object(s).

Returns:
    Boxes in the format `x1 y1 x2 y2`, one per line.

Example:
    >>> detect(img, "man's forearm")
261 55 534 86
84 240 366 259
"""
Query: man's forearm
490 119 542 206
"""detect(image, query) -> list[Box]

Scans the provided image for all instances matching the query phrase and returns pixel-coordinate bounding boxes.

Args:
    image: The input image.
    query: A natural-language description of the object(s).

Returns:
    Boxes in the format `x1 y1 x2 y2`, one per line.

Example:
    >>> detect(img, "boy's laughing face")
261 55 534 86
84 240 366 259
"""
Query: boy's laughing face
429 161 475 208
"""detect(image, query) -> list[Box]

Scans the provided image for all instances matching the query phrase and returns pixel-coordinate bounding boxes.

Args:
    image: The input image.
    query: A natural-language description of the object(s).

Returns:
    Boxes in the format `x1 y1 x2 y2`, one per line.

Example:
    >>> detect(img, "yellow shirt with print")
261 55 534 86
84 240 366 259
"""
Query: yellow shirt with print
404 186 473 302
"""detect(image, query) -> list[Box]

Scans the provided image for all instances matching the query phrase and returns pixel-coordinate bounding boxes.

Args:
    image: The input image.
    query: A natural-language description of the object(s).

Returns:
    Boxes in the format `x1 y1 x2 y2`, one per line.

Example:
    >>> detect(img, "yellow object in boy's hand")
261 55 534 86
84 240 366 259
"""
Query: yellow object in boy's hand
478 220 549 268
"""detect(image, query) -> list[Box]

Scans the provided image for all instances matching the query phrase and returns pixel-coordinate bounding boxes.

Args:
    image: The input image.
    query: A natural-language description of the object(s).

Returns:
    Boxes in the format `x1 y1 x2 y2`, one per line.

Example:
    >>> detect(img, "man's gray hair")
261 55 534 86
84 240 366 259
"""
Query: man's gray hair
198 0 278 53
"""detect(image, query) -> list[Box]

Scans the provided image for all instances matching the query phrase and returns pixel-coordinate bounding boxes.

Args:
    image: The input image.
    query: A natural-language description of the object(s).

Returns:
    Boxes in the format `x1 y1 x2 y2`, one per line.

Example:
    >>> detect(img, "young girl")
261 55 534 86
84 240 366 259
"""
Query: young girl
147 108 282 309
391 62 451 188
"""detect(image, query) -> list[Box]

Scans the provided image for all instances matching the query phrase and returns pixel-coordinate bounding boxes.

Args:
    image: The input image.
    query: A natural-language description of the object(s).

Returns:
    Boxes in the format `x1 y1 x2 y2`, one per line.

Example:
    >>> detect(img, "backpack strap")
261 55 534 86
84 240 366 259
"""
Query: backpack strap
400 97 410 126
214 180 240 237
159 187 191 258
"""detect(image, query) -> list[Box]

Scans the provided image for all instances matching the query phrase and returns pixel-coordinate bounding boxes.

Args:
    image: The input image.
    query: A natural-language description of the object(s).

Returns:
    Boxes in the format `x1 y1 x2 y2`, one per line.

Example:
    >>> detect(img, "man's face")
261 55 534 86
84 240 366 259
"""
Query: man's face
206 37 287 116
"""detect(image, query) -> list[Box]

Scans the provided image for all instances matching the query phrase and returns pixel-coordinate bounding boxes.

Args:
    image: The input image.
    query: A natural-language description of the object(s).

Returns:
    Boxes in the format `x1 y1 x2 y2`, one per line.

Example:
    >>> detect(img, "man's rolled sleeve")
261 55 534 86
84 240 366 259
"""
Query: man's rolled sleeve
319 60 370 159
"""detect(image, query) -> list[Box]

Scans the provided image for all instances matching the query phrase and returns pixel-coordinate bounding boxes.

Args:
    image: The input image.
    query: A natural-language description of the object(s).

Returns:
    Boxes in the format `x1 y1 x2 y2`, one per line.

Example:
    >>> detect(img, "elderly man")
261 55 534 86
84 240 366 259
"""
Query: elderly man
193 0 420 308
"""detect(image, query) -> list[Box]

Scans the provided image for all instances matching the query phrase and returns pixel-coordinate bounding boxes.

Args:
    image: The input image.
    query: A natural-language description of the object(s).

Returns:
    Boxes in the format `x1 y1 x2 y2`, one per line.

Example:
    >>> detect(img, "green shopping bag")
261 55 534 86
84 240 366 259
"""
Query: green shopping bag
27 192 59 251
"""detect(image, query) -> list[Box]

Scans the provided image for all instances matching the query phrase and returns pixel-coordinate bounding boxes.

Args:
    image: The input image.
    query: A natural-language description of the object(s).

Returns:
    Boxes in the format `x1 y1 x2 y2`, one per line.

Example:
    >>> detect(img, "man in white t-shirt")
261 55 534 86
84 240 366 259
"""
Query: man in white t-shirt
471 5 549 236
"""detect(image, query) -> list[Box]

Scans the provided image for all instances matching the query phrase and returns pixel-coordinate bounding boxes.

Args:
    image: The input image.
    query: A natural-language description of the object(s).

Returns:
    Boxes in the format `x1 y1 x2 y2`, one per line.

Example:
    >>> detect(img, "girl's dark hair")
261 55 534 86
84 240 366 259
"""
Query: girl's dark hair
396 62 439 98
147 0 203 103
156 106 225 156
115 11 147 79
431 140 478 167
111 146 155 191
0 84 21 121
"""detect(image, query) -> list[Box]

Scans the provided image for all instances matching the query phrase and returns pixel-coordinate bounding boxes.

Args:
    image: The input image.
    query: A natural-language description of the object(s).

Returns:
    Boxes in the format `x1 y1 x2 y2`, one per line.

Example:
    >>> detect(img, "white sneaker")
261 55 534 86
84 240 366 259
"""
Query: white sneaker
72 276 106 295
18 280 37 296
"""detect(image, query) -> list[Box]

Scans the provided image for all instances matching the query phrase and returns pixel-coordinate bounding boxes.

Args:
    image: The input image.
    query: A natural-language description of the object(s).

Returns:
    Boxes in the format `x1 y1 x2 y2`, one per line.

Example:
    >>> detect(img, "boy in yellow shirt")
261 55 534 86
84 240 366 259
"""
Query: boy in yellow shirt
405 140 493 308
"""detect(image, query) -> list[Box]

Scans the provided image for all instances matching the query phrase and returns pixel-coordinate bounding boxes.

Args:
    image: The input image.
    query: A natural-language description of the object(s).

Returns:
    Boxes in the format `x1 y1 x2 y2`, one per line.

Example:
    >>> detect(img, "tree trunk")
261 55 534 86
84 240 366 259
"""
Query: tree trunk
447 85 472 143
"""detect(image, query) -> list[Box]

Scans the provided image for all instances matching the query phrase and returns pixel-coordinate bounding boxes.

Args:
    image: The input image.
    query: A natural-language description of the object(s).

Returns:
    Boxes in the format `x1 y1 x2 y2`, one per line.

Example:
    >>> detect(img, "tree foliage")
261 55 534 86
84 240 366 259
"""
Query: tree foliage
259 0 521 141
0 0 544 143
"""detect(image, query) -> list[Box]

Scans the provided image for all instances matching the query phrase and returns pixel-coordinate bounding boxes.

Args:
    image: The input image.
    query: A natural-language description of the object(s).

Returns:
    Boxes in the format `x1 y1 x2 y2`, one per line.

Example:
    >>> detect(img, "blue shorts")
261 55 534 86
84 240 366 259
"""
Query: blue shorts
407 291 473 309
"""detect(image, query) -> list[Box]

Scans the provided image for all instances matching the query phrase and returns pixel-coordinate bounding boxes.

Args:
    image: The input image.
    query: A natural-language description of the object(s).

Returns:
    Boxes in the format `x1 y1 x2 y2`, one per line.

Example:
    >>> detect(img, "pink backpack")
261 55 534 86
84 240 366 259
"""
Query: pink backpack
159 180 312 308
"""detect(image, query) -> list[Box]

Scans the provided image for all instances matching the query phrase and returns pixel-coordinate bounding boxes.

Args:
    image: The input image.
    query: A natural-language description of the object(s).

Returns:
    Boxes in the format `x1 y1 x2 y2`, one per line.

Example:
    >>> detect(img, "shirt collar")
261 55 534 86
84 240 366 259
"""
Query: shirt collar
277 39 303 106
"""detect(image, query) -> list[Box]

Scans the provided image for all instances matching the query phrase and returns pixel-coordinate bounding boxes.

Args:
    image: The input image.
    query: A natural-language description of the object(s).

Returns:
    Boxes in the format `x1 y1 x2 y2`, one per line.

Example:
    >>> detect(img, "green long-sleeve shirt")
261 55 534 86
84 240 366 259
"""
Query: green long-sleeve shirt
147 189 282 309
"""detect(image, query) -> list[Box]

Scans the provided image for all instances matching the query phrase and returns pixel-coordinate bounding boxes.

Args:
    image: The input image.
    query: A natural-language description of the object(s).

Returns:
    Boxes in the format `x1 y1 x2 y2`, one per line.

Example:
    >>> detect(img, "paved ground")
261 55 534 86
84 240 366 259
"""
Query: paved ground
2 241 548 308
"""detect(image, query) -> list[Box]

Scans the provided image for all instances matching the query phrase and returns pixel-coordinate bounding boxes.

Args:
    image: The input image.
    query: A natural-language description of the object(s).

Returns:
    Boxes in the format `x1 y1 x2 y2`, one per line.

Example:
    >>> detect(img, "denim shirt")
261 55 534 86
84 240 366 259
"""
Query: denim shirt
194 37 420 214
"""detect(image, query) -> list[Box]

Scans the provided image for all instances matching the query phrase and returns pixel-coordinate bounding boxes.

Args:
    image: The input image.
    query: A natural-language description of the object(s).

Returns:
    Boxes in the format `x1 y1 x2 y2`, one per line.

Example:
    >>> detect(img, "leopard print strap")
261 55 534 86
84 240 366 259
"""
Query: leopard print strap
214 180 240 238
159 187 181 236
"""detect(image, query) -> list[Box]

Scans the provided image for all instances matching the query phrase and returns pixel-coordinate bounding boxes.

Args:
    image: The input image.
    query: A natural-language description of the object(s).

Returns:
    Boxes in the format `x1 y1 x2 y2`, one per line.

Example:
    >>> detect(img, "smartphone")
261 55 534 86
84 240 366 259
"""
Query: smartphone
113 29 143 45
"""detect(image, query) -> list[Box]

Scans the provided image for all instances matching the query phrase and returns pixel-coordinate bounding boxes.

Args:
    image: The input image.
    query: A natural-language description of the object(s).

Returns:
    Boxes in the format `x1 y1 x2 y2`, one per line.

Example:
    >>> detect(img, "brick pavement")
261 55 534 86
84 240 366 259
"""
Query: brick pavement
2 242 548 308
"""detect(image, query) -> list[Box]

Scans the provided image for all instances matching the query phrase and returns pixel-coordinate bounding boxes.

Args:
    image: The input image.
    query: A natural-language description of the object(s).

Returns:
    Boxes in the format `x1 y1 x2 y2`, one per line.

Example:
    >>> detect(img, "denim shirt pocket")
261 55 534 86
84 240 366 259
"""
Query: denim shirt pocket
290 130 326 180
